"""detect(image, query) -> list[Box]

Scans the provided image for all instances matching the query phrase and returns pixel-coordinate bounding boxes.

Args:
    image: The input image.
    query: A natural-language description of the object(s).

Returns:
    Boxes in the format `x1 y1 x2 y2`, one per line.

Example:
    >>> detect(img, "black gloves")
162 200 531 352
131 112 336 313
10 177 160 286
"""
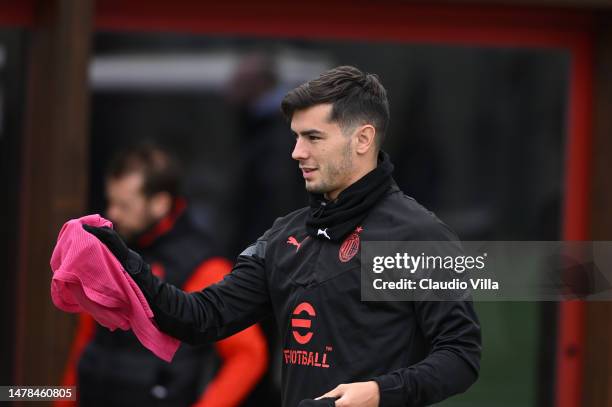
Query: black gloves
82 224 144 275
297 398 337 407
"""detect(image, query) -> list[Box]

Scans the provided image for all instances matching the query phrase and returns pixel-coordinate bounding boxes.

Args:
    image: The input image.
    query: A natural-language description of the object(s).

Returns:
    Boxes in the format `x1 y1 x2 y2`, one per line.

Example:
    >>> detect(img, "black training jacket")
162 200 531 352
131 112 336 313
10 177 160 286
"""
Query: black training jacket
130 183 482 407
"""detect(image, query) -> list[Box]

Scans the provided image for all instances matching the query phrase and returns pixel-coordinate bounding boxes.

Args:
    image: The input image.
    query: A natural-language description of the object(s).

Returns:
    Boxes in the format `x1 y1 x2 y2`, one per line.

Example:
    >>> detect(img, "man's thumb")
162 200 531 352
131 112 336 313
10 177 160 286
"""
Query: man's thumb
315 385 344 400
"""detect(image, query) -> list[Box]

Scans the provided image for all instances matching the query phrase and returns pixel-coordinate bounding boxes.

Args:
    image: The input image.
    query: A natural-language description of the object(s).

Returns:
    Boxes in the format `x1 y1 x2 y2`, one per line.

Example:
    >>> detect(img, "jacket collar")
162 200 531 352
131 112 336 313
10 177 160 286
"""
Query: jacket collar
137 197 187 248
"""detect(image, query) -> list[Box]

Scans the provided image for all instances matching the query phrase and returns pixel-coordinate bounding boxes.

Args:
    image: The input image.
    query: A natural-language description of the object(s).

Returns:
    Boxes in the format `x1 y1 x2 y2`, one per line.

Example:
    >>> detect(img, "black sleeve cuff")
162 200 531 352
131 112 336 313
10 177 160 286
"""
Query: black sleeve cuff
372 374 408 407
125 249 144 274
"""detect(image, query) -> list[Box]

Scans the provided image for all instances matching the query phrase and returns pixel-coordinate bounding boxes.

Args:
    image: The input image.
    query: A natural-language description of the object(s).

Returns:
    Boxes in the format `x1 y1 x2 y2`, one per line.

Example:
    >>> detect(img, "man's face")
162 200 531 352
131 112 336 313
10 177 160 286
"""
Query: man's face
291 104 356 200
105 172 158 240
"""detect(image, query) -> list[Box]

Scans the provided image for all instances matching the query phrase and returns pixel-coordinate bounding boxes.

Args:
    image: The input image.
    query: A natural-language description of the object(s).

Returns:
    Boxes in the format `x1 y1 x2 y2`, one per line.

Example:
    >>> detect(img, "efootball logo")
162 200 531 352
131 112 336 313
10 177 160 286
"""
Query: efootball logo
285 302 331 368
291 302 316 344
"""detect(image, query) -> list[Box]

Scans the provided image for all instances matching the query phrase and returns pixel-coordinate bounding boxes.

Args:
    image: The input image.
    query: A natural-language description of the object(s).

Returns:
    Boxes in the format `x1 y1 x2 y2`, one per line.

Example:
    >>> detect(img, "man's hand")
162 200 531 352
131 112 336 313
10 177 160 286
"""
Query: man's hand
82 224 143 274
316 381 380 407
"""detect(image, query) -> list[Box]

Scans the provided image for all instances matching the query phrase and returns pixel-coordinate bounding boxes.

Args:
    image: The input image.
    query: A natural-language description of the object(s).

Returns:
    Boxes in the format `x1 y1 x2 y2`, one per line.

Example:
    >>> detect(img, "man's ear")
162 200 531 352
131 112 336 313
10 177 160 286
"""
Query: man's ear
149 191 173 219
354 124 376 155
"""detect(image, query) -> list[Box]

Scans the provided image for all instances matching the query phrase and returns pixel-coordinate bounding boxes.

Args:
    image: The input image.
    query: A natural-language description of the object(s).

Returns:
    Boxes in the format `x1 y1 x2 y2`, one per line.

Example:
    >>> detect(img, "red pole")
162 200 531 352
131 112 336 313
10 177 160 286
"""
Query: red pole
555 33 593 407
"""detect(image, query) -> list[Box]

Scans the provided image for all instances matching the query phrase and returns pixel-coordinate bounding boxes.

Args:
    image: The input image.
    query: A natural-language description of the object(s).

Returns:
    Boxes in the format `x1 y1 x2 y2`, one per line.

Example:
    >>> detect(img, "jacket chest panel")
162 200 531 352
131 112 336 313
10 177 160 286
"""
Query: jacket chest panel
268 230 414 374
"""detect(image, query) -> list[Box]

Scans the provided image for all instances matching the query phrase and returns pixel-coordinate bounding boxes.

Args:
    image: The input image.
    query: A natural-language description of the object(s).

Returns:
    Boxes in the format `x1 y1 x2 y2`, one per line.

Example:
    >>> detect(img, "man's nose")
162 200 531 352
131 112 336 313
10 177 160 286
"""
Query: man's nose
291 137 308 161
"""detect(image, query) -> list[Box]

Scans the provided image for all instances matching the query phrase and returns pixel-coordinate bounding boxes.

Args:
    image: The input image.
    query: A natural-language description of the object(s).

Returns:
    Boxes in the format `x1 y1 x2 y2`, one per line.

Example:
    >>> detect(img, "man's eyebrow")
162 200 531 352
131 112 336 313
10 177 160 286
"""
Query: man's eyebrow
292 129 324 137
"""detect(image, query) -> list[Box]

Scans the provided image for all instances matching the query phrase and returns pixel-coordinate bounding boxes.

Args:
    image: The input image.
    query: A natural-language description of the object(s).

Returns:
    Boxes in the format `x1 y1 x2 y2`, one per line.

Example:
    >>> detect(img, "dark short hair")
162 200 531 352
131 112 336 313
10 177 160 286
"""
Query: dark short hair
281 65 390 147
106 144 181 198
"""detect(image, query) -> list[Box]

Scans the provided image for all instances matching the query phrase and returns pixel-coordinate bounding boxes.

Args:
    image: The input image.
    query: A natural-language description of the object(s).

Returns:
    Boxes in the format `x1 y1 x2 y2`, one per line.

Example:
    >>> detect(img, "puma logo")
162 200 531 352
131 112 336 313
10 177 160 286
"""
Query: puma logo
287 236 309 252
317 228 331 240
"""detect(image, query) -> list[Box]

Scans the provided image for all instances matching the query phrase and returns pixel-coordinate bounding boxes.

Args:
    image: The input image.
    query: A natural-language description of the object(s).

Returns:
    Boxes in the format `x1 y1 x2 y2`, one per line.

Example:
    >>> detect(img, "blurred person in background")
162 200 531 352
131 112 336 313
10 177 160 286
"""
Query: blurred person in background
58 144 268 406
225 51 305 255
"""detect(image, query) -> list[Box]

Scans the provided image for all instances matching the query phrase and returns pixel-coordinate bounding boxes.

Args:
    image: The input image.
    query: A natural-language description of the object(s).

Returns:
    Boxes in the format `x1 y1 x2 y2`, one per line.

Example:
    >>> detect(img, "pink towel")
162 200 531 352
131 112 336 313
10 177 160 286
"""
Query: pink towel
50 214 180 362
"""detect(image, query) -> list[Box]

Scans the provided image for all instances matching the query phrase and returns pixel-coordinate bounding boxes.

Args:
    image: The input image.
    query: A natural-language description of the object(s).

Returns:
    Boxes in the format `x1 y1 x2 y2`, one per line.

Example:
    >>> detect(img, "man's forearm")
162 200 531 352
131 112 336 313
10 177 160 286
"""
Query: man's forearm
128 254 271 345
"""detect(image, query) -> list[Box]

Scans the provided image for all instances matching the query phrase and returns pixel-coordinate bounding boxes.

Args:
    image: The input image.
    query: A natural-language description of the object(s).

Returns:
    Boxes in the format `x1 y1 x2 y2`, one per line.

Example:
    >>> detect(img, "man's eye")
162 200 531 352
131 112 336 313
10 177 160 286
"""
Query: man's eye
308 136 320 141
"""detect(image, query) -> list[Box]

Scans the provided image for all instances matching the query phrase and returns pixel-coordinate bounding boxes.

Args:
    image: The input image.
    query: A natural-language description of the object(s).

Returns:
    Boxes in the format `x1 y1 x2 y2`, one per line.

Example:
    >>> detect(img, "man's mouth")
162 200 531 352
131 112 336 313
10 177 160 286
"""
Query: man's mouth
300 167 317 179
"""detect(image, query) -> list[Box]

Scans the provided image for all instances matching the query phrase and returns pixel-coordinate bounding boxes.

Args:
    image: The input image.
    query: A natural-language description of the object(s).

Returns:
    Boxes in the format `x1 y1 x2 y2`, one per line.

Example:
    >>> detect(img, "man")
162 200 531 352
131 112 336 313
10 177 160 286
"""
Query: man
60 145 268 406
85 67 481 407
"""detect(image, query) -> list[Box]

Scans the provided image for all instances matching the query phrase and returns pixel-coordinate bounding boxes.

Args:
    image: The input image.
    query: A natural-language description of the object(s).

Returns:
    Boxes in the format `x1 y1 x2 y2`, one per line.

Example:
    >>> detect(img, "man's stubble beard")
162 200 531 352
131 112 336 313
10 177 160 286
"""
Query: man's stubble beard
116 211 159 244
305 140 353 196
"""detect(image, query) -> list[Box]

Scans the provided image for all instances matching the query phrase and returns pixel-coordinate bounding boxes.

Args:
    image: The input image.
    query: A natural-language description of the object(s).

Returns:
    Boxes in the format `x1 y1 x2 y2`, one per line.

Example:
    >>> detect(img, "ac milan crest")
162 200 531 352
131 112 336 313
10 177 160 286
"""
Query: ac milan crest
339 226 363 263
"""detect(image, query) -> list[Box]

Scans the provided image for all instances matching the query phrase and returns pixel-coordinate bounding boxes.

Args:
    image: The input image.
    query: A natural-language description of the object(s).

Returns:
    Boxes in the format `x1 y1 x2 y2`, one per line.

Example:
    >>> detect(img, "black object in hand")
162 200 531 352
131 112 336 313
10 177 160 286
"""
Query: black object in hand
297 398 337 407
